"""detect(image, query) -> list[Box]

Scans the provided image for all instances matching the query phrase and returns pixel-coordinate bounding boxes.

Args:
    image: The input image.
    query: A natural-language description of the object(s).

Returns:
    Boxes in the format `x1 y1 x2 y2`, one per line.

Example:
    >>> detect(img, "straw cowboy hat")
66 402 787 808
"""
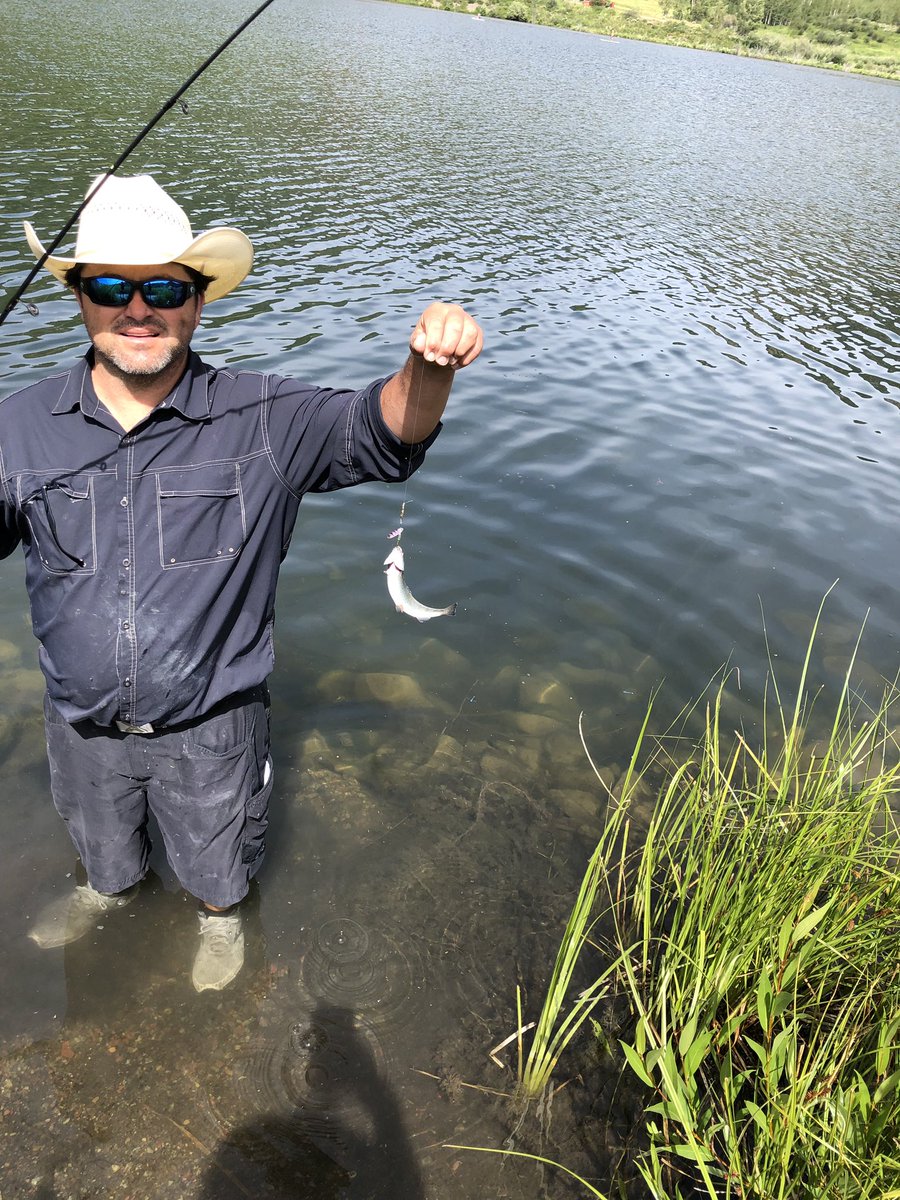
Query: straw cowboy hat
24 174 253 303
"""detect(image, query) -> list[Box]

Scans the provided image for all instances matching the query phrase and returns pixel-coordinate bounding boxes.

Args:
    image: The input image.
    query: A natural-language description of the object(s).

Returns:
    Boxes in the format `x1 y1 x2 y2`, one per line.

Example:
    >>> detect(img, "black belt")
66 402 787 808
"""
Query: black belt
110 685 268 737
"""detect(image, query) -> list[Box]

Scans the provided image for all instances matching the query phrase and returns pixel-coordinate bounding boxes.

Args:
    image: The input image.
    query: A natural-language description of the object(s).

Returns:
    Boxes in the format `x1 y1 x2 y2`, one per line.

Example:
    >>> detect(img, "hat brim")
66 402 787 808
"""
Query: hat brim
24 222 253 303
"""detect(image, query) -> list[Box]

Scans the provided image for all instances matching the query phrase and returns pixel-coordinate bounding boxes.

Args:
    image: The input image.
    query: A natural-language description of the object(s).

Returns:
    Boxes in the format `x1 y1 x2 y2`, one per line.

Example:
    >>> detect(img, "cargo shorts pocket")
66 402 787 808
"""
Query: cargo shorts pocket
187 702 255 758
242 760 273 866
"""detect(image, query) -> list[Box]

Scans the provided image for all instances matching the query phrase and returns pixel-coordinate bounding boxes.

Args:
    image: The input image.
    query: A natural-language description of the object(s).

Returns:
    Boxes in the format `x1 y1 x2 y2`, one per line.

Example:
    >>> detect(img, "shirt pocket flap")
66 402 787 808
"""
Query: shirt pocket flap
17 472 97 575
156 463 241 499
156 463 246 568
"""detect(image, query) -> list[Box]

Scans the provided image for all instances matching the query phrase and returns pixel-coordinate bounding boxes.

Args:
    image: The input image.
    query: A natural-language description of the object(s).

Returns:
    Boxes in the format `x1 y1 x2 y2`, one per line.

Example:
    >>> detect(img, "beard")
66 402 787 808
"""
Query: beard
92 318 190 386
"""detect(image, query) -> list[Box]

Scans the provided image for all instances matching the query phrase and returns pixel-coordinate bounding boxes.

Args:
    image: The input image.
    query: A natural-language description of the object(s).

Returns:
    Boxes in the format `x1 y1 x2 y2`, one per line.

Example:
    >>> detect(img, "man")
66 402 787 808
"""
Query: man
0 174 482 991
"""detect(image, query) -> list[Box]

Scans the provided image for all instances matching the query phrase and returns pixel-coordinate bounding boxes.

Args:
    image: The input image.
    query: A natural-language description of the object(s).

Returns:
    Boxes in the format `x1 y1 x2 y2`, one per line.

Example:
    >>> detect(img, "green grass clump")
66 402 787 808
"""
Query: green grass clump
615 708 900 1193
511 601 900 1196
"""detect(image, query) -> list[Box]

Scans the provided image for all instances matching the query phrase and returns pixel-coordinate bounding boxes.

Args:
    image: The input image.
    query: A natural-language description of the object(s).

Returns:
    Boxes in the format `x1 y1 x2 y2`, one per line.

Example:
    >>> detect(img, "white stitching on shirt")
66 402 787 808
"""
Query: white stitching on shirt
260 373 305 501
344 394 359 486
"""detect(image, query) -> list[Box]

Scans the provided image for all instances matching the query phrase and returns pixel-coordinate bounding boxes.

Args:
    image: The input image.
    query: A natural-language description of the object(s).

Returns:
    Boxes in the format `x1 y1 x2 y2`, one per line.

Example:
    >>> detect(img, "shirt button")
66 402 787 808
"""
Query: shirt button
120 497 128 507
122 621 130 630
124 679 131 687
122 559 130 568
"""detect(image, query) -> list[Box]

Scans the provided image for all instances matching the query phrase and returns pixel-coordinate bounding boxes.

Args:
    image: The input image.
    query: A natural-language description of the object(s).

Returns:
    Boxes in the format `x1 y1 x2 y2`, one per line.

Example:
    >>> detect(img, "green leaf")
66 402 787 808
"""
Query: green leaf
876 1015 900 1076
874 1067 900 1106
777 912 795 961
855 1072 871 1121
792 898 834 943
779 955 800 990
768 1026 795 1085
744 1035 767 1070
670 1141 714 1163
678 1016 698 1061
634 1015 648 1056
771 988 793 1021
717 1008 746 1046
756 968 773 1030
743 1099 770 1137
646 1099 683 1120
620 1040 654 1088
683 1028 715 1077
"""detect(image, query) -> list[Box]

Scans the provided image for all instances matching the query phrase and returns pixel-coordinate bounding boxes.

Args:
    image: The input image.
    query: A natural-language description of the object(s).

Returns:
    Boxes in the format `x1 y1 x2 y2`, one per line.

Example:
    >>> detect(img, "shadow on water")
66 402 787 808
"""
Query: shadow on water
2 865 428 1199
197 1003 425 1200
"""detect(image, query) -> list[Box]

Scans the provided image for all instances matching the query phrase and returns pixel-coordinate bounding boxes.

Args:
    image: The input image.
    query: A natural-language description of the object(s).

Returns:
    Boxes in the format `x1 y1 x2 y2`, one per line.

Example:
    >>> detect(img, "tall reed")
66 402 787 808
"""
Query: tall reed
601 613 900 1196
472 604 900 1198
516 701 655 1097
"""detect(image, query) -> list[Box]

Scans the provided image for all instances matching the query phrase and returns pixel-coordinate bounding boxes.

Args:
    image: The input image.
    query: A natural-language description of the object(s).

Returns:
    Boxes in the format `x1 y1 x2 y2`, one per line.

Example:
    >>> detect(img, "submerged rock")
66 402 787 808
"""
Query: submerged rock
0 639 21 666
511 710 564 736
491 663 523 694
315 668 439 709
300 729 334 768
2 668 44 706
414 637 472 677
362 672 432 707
297 769 386 839
518 673 577 719
315 669 357 703
548 786 602 829
480 741 541 784
424 732 466 772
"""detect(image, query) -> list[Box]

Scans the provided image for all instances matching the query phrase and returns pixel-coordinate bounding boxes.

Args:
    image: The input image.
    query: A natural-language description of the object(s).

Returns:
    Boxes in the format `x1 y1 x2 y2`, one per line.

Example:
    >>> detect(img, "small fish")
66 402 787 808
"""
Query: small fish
384 544 457 622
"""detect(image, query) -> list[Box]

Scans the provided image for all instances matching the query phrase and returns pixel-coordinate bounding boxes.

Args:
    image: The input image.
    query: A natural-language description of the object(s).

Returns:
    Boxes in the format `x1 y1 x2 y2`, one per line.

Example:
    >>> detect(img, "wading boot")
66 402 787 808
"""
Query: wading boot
192 909 244 992
28 883 137 949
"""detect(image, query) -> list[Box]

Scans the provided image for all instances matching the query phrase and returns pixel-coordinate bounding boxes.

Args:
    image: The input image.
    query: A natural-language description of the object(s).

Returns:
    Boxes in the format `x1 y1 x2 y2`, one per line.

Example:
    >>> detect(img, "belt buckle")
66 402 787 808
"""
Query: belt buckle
115 719 155 734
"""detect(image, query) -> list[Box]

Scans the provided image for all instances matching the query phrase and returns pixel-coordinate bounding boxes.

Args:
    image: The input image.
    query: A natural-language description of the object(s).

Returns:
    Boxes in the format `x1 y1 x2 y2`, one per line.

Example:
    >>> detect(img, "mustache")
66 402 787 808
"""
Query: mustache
111 317 166 334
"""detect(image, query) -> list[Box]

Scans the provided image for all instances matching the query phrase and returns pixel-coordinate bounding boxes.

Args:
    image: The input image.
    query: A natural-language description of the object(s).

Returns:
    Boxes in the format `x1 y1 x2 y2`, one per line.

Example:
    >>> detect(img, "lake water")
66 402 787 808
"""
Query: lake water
0 0 898 1195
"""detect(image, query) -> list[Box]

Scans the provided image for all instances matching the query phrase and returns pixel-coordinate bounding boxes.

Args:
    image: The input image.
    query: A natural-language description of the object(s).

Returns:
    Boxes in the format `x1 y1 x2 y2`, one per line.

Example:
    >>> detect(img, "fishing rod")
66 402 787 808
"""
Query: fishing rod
0 0 277 329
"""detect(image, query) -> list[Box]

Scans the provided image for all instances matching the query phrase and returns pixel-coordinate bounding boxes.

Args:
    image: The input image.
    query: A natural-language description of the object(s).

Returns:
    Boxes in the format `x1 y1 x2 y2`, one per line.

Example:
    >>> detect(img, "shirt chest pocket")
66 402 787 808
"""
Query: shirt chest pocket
19 474 98 576
156 463 246 569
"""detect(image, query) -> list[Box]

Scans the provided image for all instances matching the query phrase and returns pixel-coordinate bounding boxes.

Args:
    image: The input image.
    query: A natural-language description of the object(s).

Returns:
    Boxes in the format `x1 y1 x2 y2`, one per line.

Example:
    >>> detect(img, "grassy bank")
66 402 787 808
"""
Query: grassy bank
465 605 900 1195
388 0 900 80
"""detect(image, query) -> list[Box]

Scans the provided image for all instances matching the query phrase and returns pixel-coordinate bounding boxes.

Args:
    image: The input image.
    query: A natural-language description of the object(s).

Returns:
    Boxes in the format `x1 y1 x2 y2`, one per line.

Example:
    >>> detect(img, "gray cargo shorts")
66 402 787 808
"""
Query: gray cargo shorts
43 686 272 907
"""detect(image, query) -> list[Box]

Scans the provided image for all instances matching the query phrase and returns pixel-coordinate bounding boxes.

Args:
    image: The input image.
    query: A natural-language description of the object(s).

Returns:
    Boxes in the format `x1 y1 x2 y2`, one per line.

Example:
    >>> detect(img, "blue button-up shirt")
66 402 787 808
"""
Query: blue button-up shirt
0 351 437 726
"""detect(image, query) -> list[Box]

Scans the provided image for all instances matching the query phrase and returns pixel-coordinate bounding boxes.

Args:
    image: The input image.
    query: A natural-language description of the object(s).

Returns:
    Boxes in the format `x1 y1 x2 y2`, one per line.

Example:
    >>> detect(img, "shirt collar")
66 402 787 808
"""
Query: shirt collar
51 350 213 423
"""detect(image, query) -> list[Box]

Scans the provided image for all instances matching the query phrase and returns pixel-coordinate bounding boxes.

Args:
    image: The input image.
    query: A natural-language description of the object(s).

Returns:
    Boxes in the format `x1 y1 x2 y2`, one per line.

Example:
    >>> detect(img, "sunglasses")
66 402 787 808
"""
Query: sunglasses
78 275 199 309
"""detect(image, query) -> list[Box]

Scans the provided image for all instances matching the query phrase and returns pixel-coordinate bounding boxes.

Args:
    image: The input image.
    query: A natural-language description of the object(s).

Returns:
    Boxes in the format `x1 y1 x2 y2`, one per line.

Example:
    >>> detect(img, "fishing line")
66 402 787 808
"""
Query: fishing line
0 0 277 329
384 346 458 621
391 351 429 548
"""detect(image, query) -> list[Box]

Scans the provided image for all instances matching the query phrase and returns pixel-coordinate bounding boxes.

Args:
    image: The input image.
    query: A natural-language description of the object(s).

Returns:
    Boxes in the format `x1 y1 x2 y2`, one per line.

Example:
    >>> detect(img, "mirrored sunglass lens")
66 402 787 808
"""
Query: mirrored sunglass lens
143 280 188 307
86 277 134 306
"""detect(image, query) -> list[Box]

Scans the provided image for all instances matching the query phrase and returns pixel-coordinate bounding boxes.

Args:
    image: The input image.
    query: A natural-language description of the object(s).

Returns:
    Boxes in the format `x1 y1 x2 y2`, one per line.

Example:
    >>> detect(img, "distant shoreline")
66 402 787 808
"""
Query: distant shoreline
382 0 900 82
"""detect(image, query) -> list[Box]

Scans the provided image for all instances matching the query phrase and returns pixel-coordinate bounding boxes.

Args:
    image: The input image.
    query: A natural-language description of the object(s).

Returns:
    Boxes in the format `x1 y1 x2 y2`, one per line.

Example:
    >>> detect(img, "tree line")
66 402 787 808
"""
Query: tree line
662 0 900 30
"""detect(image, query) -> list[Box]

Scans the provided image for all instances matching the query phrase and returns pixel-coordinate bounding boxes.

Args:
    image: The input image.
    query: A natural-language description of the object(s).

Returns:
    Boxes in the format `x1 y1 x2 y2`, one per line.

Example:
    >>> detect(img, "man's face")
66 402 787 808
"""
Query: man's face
76 262 204 382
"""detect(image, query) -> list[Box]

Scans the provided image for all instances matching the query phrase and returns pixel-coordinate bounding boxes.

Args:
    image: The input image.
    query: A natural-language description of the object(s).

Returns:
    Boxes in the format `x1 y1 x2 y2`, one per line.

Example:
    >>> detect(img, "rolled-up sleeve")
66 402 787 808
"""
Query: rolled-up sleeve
0 455 22 559
0 501 21 560
264 375 441 496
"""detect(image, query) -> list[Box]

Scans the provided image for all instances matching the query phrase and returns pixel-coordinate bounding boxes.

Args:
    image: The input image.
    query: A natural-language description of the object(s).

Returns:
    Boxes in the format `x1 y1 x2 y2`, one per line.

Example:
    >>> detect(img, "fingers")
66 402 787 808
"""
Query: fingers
410 303 483 370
